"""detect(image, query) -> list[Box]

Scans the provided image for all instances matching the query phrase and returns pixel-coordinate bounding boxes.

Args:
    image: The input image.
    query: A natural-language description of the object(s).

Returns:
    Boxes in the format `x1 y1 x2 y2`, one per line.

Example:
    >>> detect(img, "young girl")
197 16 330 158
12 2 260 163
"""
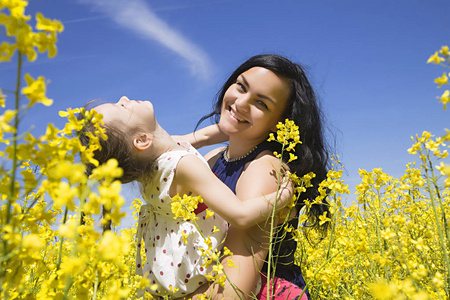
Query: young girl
178 54 330 300
78 96 294 299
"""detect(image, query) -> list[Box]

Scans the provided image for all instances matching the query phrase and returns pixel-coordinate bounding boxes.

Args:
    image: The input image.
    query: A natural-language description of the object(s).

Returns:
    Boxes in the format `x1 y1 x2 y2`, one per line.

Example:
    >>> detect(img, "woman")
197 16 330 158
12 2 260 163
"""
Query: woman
179 54 330 299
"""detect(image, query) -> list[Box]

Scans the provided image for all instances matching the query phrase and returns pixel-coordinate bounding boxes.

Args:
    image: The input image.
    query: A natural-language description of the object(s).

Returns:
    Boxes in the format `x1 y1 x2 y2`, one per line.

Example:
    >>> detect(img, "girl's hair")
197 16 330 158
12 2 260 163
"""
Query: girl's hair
198 54 331 285
77 109 153 184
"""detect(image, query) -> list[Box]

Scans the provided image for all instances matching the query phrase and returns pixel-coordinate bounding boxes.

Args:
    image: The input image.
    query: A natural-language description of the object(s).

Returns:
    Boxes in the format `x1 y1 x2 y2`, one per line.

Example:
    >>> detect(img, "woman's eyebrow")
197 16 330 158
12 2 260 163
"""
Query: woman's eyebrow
240 74 250 87
241 74 276 105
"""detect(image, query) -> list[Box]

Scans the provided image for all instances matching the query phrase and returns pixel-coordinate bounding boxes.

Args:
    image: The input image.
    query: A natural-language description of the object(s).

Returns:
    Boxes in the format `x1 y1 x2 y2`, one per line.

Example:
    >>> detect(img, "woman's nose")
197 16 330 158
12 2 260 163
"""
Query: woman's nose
234 95 250 113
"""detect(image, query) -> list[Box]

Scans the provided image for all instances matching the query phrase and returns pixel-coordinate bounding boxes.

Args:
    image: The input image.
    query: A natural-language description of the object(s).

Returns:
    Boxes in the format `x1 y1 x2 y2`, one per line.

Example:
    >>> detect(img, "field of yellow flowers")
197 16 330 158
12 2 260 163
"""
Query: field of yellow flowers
1 2 449 299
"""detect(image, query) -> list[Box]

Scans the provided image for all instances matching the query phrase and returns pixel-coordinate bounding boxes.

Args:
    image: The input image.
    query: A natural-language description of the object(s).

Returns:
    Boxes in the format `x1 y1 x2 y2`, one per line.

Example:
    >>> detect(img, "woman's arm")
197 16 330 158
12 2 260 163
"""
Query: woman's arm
171 154 293 229
172 124 228 149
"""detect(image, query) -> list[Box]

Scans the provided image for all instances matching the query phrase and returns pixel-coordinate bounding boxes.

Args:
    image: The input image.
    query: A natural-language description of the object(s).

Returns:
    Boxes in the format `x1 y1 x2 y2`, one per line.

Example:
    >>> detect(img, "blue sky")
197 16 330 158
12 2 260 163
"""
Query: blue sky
1 0 449 223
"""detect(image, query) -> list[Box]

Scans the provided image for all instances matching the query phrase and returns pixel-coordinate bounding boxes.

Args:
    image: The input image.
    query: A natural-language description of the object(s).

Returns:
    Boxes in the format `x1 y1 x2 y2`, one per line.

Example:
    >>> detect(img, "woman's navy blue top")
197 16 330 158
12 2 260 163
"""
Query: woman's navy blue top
211 141 311 299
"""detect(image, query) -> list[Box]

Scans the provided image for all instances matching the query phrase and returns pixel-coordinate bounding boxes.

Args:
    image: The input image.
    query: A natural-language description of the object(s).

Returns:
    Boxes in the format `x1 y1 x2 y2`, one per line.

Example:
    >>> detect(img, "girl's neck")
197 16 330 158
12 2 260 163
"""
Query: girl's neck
148 124 179 161
227 137 265 159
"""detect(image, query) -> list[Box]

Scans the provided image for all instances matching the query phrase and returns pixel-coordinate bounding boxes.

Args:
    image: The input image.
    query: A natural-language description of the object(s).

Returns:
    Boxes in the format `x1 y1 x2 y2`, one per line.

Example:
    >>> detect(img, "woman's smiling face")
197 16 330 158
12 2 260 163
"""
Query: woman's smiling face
219 67 290 144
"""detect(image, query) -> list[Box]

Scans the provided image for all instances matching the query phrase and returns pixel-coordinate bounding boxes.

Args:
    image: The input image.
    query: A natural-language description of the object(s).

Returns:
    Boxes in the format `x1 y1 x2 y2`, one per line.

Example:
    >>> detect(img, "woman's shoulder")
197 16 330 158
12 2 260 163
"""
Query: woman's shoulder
204 146 227 168
250 149 283 167
243 149 288 176
236 149 289 197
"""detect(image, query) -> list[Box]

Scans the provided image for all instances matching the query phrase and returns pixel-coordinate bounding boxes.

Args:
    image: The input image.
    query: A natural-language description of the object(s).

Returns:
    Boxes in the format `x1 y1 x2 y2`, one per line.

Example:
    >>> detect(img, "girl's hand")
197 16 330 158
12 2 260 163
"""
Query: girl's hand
172 124 228 149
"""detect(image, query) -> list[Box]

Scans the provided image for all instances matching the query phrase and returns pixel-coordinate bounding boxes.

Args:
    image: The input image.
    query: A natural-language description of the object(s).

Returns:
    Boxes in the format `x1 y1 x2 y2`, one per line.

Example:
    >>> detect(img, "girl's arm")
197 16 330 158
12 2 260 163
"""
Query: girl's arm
176 150 292 299
172 124 228 149
172 153 293 229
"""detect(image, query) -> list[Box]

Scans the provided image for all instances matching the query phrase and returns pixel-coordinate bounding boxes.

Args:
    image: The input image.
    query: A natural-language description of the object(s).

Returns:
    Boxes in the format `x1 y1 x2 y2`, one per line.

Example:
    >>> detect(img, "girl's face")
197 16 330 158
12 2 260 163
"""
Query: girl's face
219 67 290 144
94 96 157 133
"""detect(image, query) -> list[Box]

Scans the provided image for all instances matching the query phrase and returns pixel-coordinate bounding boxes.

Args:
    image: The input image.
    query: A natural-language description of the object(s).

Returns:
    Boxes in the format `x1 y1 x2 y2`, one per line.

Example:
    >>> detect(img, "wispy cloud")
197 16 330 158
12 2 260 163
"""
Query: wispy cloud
79 0 214 81
63 16 107 23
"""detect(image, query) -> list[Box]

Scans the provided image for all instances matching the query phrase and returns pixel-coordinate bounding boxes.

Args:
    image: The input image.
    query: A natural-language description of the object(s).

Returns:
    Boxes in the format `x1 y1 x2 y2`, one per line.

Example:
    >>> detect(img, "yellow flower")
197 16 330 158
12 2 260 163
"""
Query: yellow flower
46 161 87 184
273 151 282 159
411 264 428 281
369 280 397 299
226 258 237 268
21 73 53 106
58 218 78 239
16 23 38 61
22 233 44 251
98 231 124 263
35 31 58 58
438 90 449 110
434 72 448 88
222 247 232 256
196 293 209 300
107 206 127 225
427 51 445 64
288 152 298 162
268 119 302 153
35 12 64 32
205 209 214 219
442 128 450 141
436 162 450 187
298 213 308 224
439 45 449 56
1 0 28 15
212 263 224 274
0 7 31 35
432 272 445 289
425 139 439 152
318 211 331 226
204 237 212 247
411 291 430 300
90 158 123 183
0 109 16 136
181 231 189 244
0 42 15 62
98 180 125 210
171 193 203 220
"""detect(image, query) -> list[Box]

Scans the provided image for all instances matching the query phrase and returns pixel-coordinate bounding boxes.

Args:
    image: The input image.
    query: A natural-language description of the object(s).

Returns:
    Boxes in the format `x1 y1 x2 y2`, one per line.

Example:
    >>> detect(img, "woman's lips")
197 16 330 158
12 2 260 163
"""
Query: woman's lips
229 107 247 123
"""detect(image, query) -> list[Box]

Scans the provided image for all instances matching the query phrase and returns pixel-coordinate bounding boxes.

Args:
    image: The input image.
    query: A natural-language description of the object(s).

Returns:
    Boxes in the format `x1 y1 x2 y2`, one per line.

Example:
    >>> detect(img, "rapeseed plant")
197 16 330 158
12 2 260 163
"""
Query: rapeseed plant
0 2 145 299
296 47 450 300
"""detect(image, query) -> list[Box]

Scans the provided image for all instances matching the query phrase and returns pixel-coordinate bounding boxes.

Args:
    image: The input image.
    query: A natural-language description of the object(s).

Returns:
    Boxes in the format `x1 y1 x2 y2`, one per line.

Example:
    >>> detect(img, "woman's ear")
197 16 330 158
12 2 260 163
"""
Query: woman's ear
133 133 153 151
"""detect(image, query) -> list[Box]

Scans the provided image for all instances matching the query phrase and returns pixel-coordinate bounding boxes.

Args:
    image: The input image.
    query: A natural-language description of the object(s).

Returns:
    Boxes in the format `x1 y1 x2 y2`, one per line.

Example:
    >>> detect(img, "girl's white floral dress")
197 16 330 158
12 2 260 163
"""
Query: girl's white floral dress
136 142 228 298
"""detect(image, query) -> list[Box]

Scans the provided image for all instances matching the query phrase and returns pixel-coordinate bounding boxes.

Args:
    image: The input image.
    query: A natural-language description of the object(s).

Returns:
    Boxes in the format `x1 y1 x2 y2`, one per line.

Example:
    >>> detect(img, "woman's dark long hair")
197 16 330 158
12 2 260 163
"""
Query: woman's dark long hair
198 54 330 289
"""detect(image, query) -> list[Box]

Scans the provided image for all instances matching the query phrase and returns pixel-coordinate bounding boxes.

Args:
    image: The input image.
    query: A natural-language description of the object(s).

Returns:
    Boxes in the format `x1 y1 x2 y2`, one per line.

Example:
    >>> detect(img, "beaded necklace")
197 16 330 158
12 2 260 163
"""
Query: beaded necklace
223 145 258 163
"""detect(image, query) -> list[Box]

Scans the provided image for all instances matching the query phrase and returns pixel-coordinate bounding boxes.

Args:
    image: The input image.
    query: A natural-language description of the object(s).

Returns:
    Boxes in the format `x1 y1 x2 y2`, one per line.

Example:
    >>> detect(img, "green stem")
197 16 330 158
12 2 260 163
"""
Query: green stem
372 188 390 281
5 52 22 225
56 207 68 271
2 52 22 274
325 196 336 260
423 150 450 296
93 267 99 300
266 136 287 300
